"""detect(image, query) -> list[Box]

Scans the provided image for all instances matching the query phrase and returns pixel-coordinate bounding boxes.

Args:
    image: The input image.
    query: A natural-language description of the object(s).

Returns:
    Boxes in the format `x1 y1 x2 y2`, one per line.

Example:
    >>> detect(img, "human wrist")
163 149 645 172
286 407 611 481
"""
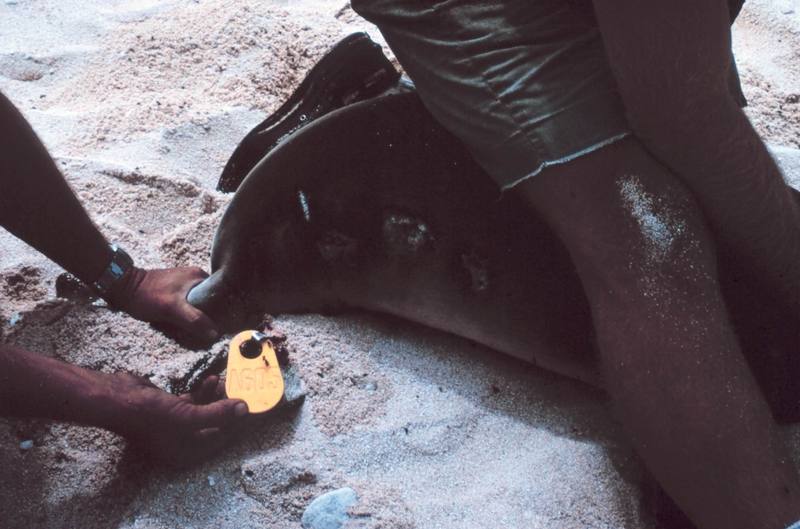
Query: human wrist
64 243 115 287
88 243 139 304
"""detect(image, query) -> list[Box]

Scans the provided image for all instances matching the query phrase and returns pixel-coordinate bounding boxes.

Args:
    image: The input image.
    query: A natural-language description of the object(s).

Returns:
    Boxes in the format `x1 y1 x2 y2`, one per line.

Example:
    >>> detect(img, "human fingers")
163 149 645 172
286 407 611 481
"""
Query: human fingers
141 267 219 342
213 376 227 400
175 398 249 430
171 292 220 343
190 375 221 404
172 270 217 341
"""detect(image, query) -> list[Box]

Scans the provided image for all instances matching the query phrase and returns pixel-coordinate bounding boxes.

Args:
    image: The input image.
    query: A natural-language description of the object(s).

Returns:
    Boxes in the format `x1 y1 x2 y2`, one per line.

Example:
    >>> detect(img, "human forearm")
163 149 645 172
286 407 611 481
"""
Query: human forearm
0 91 112 284
0 343 249 465
0 343 120 430
0 92 219 340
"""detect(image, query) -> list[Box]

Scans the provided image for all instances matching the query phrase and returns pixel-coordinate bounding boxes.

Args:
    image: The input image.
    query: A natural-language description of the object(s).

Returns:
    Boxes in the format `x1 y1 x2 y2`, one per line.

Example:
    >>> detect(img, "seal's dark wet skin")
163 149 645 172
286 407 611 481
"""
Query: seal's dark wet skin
189 89 598 383
216 32 400 193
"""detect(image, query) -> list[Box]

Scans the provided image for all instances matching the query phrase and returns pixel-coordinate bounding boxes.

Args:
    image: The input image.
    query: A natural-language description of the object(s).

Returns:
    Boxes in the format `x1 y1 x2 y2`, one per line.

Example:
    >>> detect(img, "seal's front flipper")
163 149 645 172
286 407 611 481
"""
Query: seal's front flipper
216 32 401 193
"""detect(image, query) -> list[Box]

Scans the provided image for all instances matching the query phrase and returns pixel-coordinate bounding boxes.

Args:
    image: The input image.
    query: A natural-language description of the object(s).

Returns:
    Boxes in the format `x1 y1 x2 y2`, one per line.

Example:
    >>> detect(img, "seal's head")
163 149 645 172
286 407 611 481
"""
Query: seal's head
188 177 341 330
187 91 500 331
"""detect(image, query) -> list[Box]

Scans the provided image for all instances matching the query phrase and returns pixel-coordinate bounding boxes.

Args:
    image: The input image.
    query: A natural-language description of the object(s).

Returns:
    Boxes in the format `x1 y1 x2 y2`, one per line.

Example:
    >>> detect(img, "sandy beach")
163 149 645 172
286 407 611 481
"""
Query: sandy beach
1 1 799 527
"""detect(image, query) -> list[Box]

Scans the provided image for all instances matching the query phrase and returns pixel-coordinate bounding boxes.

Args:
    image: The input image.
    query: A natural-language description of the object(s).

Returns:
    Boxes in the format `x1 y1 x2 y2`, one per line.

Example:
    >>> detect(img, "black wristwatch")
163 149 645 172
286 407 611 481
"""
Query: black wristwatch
92 243 134 299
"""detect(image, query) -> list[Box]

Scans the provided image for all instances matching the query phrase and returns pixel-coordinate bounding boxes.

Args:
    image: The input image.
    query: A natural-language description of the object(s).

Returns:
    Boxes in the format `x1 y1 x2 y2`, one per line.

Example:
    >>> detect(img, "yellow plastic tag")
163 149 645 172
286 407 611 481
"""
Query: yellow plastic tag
225 330 285 414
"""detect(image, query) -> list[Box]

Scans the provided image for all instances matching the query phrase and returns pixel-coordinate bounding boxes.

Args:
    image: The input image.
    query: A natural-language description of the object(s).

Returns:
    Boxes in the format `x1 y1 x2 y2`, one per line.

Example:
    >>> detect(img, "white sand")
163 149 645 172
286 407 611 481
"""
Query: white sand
0 1 798 528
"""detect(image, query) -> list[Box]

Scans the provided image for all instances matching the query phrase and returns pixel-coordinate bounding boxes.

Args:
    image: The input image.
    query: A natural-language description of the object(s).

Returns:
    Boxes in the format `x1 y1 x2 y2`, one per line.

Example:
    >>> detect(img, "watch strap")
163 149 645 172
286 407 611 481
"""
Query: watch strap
92 244 134 299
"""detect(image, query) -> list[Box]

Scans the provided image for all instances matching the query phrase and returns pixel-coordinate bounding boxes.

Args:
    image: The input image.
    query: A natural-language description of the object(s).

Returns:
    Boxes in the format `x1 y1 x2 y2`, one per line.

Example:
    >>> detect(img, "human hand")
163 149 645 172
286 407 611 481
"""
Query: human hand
110 373 248 467
108 266 219 342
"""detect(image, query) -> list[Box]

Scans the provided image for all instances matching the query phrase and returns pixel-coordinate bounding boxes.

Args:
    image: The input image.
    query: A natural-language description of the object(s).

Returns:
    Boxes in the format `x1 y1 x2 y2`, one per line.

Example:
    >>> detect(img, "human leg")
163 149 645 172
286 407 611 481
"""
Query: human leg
344 3 800 523
517 136 800 529
589 0 800 319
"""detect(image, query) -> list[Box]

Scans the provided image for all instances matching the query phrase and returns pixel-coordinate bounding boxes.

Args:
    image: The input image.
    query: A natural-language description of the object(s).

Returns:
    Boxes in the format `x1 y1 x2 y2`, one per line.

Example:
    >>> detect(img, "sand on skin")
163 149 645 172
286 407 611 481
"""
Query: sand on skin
1 1 799 528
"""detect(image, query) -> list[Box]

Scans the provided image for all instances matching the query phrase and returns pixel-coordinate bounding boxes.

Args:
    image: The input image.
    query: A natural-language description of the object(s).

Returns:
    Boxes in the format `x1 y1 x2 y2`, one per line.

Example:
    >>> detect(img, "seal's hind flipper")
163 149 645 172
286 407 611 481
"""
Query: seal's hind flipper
217 32 401 193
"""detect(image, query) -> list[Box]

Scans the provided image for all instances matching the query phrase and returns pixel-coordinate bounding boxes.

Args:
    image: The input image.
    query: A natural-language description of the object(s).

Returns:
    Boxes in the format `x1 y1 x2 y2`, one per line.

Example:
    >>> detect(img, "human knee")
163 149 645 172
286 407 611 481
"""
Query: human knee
530 141 719 299
583 207 715 306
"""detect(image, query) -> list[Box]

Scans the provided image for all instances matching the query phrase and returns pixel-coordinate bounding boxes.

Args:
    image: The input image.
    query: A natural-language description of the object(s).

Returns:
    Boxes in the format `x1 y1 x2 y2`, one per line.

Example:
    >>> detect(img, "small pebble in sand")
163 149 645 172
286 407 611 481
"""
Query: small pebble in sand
301 488 359 529
207 475 216 487
19 440 34 450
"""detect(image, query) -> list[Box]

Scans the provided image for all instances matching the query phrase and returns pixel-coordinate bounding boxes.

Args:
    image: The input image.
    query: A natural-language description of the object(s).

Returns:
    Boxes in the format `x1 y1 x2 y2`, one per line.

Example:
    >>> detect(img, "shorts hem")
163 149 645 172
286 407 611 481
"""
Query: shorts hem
500 131 631 192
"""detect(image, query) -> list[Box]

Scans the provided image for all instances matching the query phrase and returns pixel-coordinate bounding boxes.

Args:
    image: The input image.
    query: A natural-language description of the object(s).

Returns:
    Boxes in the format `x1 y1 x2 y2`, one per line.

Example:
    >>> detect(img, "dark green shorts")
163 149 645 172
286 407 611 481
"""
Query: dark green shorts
353 0 746 190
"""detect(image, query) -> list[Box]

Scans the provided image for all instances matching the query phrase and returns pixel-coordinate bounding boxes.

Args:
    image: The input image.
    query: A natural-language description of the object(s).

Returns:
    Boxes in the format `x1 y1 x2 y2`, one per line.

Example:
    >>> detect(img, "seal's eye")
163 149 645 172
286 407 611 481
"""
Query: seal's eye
239 338 263 359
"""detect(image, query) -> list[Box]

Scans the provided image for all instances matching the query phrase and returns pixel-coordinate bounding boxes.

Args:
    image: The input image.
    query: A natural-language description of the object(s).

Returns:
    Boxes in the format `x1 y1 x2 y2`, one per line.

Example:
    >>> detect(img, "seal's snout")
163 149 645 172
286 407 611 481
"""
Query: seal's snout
187 270 267 332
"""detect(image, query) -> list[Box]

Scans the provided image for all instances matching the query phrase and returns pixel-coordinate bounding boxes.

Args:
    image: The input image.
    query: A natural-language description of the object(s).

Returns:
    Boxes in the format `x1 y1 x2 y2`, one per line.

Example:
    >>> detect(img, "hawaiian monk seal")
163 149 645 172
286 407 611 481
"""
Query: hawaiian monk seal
188 90 598 384
189 87 800 418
